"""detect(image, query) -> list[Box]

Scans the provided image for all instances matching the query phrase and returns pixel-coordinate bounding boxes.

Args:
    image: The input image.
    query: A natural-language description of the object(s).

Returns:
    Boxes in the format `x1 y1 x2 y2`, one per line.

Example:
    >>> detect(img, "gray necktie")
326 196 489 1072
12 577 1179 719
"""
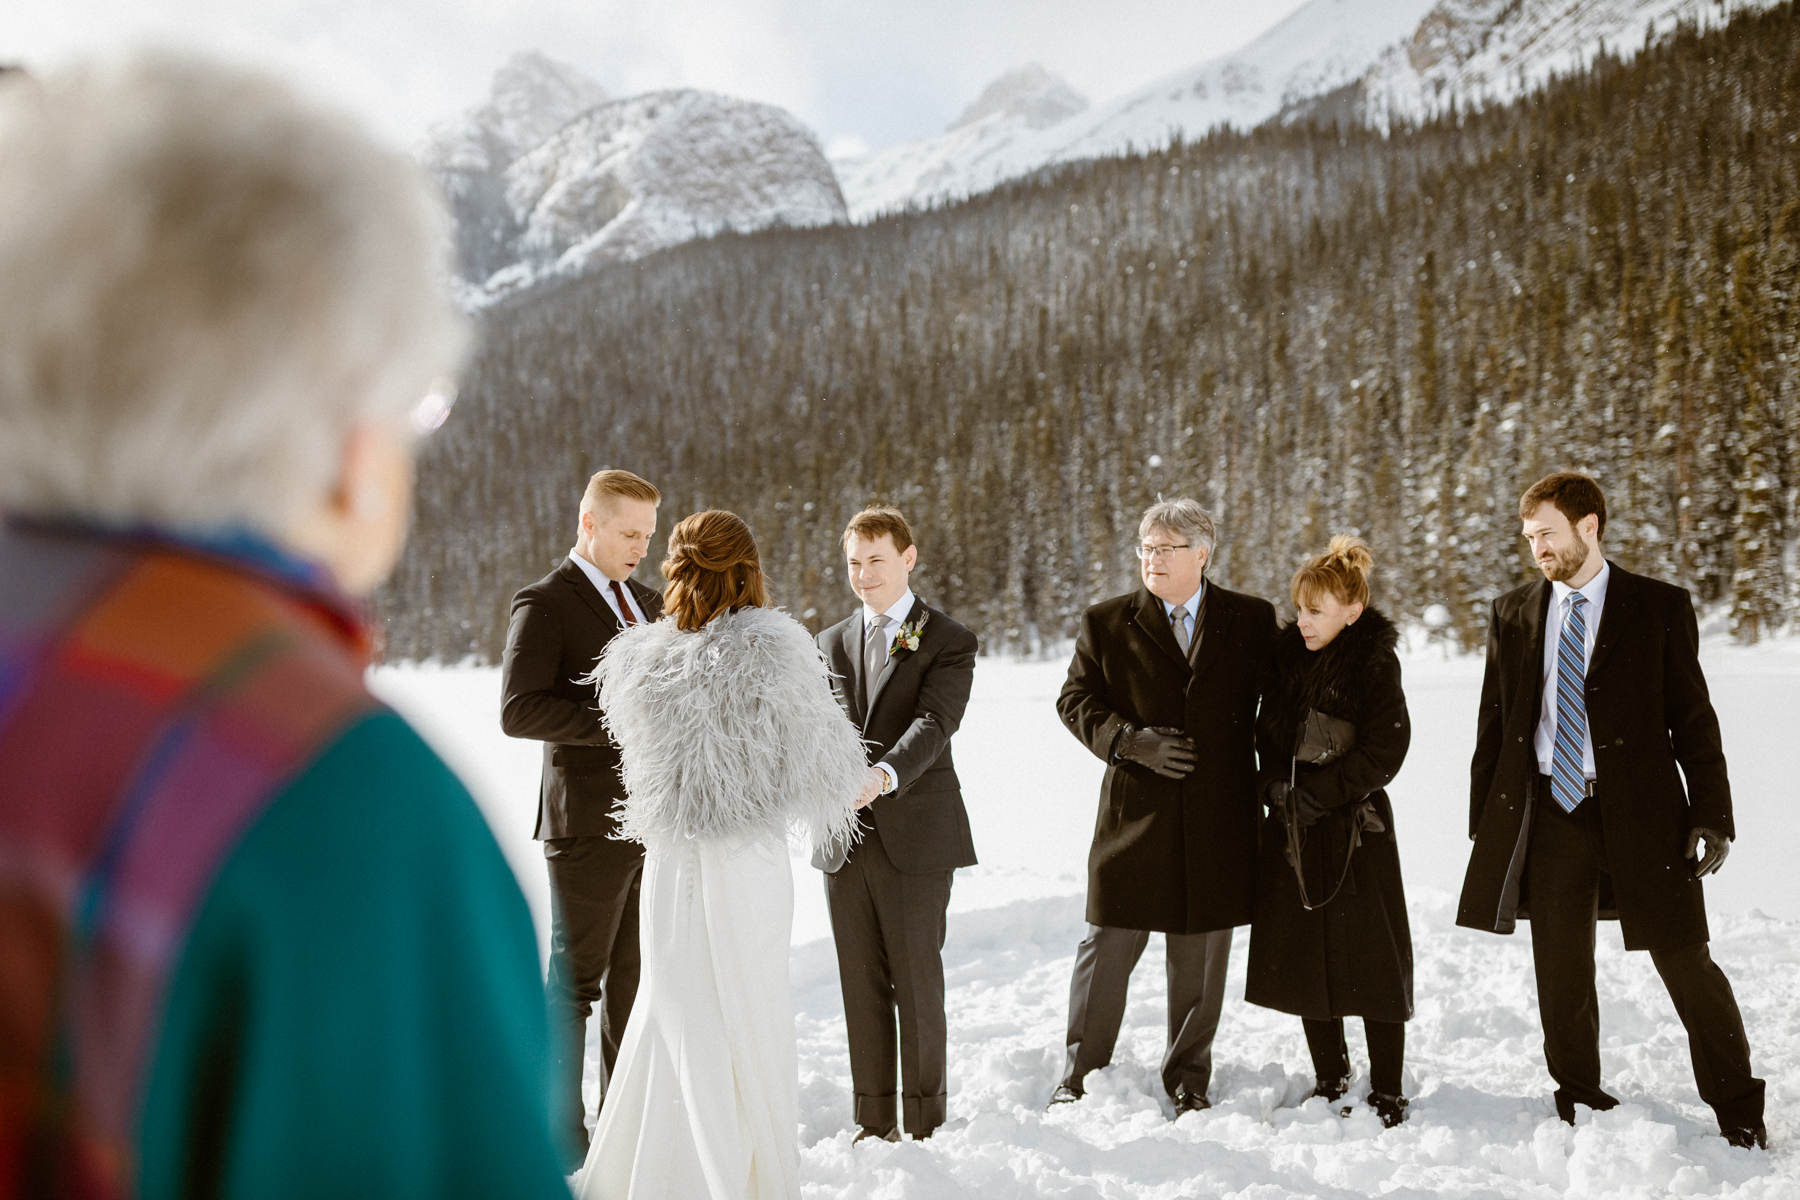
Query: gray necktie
1170 604 1191 654
864 614 889 704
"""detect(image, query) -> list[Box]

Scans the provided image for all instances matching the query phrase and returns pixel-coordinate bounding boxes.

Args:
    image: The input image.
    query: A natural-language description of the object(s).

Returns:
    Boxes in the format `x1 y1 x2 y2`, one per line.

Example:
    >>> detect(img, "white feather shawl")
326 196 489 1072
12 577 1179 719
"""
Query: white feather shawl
585 605 866 852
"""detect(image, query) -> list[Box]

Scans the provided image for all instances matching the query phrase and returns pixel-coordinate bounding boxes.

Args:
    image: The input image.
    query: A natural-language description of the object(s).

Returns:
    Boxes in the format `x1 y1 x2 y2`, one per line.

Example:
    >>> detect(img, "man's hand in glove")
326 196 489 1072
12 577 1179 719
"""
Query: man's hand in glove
1116 726 1198 779
1685 826 1730 878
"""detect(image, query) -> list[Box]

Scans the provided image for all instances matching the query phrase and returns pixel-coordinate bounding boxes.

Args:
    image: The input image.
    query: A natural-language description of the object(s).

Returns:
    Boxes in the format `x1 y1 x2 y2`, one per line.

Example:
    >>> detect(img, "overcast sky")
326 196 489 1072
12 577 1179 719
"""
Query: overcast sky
10 0 1309 155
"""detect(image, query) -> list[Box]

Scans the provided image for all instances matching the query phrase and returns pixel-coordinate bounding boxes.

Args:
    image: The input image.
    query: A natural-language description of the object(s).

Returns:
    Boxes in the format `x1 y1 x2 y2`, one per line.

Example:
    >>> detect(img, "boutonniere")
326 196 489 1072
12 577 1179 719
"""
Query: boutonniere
891 610 928 655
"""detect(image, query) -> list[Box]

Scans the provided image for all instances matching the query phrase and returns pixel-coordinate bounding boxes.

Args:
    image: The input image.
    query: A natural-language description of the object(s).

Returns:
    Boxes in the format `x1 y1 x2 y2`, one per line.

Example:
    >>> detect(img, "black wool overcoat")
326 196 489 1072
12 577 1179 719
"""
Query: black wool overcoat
1058 583 1277 934
1244 609 1413 1023
1456 564 1731 951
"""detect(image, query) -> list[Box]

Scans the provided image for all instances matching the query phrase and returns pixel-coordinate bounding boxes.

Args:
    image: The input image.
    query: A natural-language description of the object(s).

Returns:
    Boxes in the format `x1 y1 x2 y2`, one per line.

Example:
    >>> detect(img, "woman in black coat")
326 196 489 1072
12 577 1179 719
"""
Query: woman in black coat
1245 536 1414 1126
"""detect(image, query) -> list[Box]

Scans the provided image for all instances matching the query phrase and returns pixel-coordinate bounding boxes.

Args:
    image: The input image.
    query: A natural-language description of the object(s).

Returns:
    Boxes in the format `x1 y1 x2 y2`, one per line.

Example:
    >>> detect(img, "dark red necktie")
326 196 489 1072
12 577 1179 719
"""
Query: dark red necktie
611 580 639 626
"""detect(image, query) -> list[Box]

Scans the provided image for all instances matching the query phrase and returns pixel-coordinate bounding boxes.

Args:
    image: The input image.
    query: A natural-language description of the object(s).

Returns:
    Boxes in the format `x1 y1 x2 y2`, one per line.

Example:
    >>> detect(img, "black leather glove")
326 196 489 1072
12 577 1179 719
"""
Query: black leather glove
1262 778 1292 814
1685 826 1730 878
1116 726 1198 779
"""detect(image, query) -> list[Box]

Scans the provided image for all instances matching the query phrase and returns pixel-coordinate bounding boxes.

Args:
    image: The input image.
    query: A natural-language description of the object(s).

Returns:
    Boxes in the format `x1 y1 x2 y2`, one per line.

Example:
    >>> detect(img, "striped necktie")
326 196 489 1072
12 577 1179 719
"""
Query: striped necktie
1549 592 1590 812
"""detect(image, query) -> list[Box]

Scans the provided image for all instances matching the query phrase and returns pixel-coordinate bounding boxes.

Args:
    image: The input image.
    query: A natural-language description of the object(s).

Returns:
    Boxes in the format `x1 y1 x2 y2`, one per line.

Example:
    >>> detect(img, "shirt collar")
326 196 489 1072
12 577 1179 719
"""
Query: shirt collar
1161 580 1205 621
1551 559 1610 611
865 588 916 629
568 547 624 597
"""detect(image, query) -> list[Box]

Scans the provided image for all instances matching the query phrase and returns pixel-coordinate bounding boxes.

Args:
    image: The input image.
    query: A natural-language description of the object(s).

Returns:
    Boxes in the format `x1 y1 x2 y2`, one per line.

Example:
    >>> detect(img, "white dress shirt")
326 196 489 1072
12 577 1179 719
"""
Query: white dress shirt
1534 561 1611 779
569 549 648 626
860 588 916 792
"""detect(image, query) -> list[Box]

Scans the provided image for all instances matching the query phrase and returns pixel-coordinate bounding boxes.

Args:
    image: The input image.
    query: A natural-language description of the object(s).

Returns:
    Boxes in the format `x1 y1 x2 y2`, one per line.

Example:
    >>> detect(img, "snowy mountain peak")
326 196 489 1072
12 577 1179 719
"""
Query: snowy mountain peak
948 63 1088 133
483 50 611 152
1355 0 1779 127
433 85 845 305
421 50 607 174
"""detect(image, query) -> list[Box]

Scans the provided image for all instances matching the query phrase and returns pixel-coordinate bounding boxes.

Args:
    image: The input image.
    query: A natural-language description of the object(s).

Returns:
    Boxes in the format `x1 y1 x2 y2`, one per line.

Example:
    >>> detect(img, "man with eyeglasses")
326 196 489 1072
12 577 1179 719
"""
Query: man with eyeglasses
1050 498 1277 1116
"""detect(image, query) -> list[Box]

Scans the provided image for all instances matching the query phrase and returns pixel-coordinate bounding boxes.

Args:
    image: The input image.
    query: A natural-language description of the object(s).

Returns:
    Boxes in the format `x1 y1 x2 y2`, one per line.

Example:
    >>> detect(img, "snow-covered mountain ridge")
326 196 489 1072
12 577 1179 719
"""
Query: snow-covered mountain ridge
838 0 1777 219
423 54 845 306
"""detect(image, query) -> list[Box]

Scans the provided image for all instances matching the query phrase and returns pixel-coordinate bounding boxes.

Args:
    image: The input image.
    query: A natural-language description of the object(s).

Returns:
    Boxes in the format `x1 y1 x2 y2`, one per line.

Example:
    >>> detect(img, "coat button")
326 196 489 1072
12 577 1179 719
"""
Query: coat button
1614 737 1624 747
1516 735 1524 743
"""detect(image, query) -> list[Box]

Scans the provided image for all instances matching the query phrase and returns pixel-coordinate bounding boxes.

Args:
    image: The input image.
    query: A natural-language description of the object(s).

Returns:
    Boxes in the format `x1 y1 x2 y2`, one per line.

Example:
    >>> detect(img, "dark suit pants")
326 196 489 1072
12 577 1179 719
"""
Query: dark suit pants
544 835 643 1157
1061 924 1233 1101
1525 791 1764 1130
824 824 954 1138
1303 1016 1405 1097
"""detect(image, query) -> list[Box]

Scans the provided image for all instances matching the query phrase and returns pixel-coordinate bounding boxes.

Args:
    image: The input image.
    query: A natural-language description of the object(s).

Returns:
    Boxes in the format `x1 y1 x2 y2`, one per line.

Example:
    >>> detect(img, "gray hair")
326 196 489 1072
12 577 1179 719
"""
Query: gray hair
0 54 468 534
1138 498 1218 561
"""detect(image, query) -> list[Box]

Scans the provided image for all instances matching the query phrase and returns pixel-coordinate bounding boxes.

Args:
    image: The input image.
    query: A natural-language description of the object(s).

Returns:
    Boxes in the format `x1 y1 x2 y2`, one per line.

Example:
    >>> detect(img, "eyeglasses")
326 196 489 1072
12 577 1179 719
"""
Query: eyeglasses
1135 543 1192 561
409 377 458 436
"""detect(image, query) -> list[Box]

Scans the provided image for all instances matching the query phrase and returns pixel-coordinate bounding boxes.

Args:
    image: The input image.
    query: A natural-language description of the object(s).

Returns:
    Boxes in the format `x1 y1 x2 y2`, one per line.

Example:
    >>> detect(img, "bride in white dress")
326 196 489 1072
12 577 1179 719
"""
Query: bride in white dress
574 509 872 1200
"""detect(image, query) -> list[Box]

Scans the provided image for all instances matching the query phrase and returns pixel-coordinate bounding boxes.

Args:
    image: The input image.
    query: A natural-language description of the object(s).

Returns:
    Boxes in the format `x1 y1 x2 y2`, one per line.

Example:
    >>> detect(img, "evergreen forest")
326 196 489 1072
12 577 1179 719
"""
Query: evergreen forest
379 2 1800 661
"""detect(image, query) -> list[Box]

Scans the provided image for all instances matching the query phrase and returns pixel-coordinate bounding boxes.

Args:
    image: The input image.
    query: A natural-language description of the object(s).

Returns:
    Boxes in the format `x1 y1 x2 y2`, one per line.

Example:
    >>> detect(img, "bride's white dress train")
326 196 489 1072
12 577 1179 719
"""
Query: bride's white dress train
575 831 799 1200
570 605 866 1200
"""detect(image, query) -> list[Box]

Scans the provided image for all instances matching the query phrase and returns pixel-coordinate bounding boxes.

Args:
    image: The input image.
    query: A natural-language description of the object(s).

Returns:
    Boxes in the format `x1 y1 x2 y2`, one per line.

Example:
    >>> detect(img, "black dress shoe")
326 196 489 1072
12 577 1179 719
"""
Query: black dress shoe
1722 1124 1768 1150
1310 1074 1350 1103
1367 1091 1409 1128
1553 1088 1619 1125
1047 1083 1083 1108
853 1126 900 1144
1171 1086 1211 1115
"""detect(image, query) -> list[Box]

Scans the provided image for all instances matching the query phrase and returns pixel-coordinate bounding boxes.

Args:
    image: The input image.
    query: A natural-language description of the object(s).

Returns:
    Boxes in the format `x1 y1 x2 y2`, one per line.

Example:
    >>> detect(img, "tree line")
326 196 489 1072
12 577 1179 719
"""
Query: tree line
377 1 1800 661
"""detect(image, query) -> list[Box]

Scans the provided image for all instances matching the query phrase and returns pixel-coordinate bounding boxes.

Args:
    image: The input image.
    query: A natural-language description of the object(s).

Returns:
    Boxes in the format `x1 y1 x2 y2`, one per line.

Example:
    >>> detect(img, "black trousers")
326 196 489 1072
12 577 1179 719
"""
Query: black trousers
1060 923 1233 1100
824 824 955 1137
1524 788 1764 1129
1303 1016 1405 1097
543 834 643 1160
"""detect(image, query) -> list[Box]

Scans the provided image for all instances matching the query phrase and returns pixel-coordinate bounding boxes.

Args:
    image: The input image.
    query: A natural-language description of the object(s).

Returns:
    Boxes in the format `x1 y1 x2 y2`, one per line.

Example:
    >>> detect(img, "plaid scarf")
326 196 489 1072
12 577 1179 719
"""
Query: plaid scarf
0 522 376 1197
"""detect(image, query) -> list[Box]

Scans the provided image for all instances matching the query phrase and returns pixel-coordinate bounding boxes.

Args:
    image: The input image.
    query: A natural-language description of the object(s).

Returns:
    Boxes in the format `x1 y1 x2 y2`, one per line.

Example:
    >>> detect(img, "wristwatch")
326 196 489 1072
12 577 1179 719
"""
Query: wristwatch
879 768 896 795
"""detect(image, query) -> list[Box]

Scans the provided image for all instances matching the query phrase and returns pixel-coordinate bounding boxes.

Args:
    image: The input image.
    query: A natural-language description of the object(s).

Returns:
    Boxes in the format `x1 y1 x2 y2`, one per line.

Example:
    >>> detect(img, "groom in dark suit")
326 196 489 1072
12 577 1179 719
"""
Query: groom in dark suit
1458 472 1764 1148
500 468 663 1170
816 505 978 1143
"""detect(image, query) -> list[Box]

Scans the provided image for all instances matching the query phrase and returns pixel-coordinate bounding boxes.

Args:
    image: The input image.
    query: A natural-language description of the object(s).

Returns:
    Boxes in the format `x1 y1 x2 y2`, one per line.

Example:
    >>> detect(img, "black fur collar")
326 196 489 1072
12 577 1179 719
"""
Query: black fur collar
1270 605 1399 714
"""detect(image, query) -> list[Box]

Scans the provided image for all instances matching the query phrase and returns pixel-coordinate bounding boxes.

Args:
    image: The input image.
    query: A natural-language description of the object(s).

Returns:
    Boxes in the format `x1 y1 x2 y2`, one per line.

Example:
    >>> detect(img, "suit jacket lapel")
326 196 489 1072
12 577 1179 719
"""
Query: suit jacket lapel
840 612 867 724
866 597 925 719
1520 578 1551 714
560 558 622 632
1129 588 1190 672
627 577 663 622
1586 561 1633 680
1186 586 1231 685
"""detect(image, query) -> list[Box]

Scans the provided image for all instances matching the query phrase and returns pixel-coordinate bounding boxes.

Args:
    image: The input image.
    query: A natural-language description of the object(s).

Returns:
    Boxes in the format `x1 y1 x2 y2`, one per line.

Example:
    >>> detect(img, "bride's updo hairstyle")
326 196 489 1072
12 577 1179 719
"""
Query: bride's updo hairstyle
661 509 771 631
1290 534 1374 610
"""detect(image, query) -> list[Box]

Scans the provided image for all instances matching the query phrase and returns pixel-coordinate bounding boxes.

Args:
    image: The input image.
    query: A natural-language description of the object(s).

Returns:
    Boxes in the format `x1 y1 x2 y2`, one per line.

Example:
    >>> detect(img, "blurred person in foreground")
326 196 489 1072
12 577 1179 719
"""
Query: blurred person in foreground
572 510 866 1199
1458 472 1764 1149
0 55 567 1197
1245 537 1413 1128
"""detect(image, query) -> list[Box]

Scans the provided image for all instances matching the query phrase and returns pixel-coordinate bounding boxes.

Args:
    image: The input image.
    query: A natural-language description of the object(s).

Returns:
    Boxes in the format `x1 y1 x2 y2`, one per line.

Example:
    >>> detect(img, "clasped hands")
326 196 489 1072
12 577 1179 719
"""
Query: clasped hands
1116 725 1198 779
854 767 886 810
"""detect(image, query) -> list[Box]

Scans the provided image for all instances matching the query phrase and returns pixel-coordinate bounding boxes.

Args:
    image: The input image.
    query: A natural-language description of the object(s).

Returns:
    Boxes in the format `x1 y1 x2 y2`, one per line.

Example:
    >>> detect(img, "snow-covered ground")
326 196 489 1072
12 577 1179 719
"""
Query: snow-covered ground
373 635 1798 1198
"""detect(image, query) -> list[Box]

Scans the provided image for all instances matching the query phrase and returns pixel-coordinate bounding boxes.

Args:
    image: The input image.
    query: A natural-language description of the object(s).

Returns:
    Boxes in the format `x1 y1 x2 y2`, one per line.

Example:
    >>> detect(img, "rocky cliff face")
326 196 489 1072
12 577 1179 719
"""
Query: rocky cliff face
421 51 610 286
423 57 846 305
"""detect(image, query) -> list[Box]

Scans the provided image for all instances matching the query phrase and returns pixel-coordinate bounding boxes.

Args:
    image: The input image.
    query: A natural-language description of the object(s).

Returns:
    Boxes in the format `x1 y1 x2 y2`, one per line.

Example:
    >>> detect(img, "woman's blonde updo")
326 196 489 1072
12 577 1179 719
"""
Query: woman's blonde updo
1290 534 1375 610
661 509 771 631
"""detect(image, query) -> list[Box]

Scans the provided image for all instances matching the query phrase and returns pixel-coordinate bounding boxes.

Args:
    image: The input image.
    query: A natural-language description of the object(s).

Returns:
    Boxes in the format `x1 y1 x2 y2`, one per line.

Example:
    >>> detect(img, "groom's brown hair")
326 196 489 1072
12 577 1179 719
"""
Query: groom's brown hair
841 505 914 553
